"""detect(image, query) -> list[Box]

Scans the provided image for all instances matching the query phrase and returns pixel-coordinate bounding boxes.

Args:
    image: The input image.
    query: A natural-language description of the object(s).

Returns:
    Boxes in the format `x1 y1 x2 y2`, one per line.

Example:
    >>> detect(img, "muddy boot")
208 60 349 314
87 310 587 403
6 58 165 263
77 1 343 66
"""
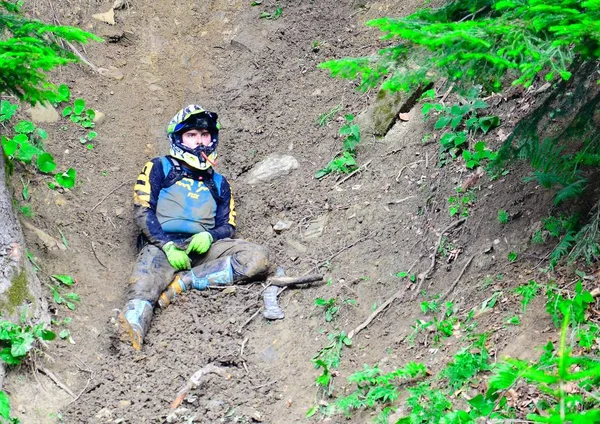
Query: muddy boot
117 299 153 351
158 257 234 308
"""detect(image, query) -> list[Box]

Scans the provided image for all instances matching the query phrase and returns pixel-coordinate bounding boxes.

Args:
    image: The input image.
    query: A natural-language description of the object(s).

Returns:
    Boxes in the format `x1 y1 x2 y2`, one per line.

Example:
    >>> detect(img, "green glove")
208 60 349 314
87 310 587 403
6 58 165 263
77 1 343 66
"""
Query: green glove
186 232 213 255
162 242 191 270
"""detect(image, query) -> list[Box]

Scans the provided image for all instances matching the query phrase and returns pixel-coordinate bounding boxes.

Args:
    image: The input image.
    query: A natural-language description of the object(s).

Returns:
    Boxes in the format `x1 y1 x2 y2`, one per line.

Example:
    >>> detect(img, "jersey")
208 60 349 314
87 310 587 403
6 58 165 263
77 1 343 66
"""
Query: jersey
133 156 236 249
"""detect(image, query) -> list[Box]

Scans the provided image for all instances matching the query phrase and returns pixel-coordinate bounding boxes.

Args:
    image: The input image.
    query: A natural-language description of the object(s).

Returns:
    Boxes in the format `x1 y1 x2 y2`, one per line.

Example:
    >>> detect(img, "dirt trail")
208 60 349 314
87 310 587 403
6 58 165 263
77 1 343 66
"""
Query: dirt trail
5 1 563 423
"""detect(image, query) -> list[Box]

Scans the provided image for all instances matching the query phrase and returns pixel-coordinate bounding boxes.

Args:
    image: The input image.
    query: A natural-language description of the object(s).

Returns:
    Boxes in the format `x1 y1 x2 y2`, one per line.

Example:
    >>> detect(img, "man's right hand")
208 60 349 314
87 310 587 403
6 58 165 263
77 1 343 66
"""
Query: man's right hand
162 242 191 270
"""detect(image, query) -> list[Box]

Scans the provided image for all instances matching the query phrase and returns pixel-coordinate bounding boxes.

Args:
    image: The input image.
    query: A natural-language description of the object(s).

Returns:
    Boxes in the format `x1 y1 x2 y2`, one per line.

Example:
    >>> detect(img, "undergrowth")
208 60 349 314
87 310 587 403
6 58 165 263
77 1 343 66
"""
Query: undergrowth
310 280 600 423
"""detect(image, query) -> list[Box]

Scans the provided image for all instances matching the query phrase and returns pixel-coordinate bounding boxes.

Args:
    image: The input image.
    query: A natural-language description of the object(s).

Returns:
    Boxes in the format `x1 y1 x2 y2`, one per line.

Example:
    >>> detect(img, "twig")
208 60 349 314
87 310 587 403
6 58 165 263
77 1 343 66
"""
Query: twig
91 242 108 269
438 255 475 302
411 218 466 300
240 337 249 357
333 159 372 188
425 152 429 169
67 374 94 405
314 232 374 271
90 181 128 212
171 364 229 409
440 83 455 103
37 366 75 398
251 380 278 390
387 195 416 205
395 160 424 182
348 285 410 339
237 308 262 334
64 41 100 72
458 5 489 22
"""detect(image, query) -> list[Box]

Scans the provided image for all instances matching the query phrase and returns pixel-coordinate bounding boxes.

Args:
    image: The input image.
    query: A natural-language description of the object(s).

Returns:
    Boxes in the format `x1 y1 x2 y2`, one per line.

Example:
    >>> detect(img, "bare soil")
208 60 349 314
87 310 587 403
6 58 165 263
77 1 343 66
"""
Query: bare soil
3 1 583 423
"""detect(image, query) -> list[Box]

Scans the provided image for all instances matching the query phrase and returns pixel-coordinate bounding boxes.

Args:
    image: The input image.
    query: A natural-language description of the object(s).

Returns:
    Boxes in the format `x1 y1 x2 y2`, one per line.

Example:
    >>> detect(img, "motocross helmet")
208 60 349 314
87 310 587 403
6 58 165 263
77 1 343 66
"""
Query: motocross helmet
167 104 220 170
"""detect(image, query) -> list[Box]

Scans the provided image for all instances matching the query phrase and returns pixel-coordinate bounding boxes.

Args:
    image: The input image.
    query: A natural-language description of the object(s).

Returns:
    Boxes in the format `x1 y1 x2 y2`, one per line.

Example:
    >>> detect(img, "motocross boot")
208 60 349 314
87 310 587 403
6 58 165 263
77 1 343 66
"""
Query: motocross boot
117 299 153 351
158 256 234 308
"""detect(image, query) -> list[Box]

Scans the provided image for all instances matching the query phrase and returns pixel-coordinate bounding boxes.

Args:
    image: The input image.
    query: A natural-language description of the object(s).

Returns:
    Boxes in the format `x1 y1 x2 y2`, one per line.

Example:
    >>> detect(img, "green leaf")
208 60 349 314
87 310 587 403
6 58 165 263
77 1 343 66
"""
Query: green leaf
87 131 98 141
65 292 80 301
57 84 71 102
62 106 72 117
0 391 11 419
508 251 518 262
59 329 70 339
479 116 500 133
0 100 18 122
52 274 74 286
36 152 56 173
434 116 452 130
1 136 18 156
11 333 34 357
66 302 76 311
36 128 48 139
14 120 35 134
73 98 86 115
306 406 318 418
55 168 77 189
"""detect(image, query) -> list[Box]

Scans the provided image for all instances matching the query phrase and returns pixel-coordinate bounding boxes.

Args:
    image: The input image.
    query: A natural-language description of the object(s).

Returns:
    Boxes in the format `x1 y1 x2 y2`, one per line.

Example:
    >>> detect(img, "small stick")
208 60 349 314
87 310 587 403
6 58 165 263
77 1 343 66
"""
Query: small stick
348 285 409 339
251 380 278 390
37 366 75 398
90 181 128 212
237 308 262 334
314 232 374 271
240 337 249 357
91 242 108 269
440 83 455 103
64 40 100 72
411 218 466 300
171 364 229 409
267 274 323 286
396 160 424 182
387 195 416 205
333 159 372 188
438 255 475 302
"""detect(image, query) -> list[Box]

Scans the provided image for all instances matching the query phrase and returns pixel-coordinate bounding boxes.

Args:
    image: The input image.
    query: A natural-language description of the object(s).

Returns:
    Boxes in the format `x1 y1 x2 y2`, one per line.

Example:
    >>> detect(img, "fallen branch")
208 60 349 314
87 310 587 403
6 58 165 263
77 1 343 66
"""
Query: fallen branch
411 218 466 300
348 285 410 340
64 40 100 72
333 159 372 188
438 255 475 303
237 308 262 334
91 241 108 269
267 274 323 286
37 366 75 398
171 364 229 409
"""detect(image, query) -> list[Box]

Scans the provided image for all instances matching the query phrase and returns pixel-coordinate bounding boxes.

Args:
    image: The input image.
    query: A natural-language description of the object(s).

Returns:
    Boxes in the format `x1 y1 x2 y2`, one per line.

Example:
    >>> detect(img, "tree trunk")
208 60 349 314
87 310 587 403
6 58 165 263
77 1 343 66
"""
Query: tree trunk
0 150 49 388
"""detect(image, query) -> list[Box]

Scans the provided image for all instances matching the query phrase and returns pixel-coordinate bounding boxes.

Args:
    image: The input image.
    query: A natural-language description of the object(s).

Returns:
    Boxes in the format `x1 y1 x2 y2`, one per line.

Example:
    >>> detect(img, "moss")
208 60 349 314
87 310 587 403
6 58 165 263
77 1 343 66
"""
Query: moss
0 270 33 315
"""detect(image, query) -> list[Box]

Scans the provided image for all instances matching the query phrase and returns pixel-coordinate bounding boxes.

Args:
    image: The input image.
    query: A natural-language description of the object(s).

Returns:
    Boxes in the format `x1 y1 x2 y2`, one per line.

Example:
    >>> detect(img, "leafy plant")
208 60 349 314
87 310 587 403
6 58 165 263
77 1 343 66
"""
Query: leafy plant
62 98 95 128
316 104 342 126
0 321 55 365
507 251 518 262
448 189 474 217
0 391 20 423
49 274 80 311
514 279 541 312
259 5 282 20
333 362 428 419
497 209 509 224
316 114 361 179
462 140 497 169
315 298 339 322
1 101 78 189
312 331 352 395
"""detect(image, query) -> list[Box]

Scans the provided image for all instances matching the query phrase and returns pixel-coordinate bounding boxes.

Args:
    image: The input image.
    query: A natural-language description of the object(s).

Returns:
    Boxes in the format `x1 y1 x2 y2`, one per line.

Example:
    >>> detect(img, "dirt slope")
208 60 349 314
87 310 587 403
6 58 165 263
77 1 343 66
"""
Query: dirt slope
4 1 570 423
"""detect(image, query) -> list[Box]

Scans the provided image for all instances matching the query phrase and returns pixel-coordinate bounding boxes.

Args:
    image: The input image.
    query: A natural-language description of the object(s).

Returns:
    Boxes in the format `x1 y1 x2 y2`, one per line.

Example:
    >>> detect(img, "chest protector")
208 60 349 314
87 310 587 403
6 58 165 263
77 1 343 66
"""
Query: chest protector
155 157 223 235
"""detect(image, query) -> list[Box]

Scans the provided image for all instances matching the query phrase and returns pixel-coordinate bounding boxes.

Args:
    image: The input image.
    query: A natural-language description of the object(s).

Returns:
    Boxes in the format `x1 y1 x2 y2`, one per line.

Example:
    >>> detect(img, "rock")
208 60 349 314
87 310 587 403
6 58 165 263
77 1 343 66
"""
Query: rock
118 400 131 408
114 207 125 218
205 399 224 411
246 154 299 185
22 222 67 251
94 408 113 419
272 220 292 232
356 85 423 136
92 9 115 25
98 66 124 80
93 111 106 125
398 112 411 121
112 0 128 9
26 102 59 123
303 215 327 239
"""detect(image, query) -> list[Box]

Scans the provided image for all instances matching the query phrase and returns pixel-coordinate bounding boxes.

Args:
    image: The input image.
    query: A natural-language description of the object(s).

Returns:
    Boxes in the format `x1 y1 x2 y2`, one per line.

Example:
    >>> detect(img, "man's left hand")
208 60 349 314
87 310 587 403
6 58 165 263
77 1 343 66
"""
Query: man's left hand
186 232 213 255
